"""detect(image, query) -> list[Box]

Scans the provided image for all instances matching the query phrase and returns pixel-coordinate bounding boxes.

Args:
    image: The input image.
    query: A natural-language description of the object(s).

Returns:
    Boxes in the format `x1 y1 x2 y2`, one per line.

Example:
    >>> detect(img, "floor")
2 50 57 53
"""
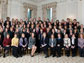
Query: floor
0 54 84 63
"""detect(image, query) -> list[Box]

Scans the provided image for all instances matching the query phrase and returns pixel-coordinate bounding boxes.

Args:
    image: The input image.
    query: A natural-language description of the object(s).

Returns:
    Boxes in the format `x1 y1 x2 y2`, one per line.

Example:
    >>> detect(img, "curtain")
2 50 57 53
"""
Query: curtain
47 8 50 20
27 9 32 20
23 3 37 19
42 2 57 21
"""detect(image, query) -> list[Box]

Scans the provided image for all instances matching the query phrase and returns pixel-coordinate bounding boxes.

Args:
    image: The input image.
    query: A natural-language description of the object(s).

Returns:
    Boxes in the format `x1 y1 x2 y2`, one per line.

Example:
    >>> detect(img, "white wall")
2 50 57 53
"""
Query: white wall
7 0 24 20
0 4 1 18
0 0 83 24
37 0 79 21
7 0 37 20
82 0 84 24
37 5 42 19
77 0 82 24
56 0 78 21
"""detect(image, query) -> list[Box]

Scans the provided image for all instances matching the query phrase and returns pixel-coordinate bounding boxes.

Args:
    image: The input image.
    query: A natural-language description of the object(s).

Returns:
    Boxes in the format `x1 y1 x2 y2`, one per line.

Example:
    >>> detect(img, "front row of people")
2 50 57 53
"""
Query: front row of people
0 33 84 58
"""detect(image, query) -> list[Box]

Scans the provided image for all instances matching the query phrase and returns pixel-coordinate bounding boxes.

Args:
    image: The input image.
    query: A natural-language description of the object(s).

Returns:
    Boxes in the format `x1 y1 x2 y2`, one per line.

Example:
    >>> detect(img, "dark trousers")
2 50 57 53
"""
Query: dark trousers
41 46 48 56
65 48 70 56
3 46 11 56
36 40 40 53
78 47 84 57
50 47 56 56
71 48 76 56
12 46 20 57
19 46 27 56
57 47 62 56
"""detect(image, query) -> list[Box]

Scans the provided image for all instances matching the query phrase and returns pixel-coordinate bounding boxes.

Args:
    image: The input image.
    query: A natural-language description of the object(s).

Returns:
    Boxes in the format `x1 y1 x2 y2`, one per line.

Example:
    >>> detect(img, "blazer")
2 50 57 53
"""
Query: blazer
56 38 63 48
64 38 71 47
49 38 56 47
19 38 28 47
28 37 36 48
41 37 49 47
11 37 19 47
78 38 84 48
71 38 77 47
3 38 11 47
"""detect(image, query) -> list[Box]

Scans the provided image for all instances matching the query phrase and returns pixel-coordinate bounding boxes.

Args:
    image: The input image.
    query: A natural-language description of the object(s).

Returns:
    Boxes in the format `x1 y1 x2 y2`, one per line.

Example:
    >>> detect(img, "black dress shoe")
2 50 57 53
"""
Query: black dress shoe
67 55 70 57
72 55 75 57
18 55 22 57
3 54 6 58
31 55 34 57
45 56 49 58
52 55 56 57
15 56 18 58
14 55 18 58
20 55 22 57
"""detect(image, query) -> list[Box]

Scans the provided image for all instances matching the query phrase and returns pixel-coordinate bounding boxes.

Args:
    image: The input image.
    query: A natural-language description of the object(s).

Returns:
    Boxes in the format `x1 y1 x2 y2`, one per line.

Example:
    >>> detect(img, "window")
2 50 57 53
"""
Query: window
27 8 32 20
47 8 52 21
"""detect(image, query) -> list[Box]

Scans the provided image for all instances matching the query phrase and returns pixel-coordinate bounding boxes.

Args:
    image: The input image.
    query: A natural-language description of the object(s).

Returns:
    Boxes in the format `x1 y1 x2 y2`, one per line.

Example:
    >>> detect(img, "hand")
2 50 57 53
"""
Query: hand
42 45 44 47
0 45 1 47
57 44 60 47
6 45 9 47
23 45 25 48
81 46 83 49
15 46 18 47
71 46 75 48
51 46 53 48
66 45 69 48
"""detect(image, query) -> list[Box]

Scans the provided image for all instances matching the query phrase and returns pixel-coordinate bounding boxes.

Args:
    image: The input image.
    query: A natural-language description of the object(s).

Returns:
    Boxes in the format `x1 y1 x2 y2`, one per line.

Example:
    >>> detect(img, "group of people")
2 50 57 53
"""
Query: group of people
0 17 84 58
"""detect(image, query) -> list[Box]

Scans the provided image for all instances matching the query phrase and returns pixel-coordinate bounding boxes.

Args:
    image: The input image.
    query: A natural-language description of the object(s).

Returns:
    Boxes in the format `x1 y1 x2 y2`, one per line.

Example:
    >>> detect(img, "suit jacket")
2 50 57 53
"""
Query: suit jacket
19 38 28 47
64 38 71 47
49 38 56 47
3 38 11 47
4 21 11 27
28 37 36 48
41 37 49 47
71 38 77 47
56 38 63 48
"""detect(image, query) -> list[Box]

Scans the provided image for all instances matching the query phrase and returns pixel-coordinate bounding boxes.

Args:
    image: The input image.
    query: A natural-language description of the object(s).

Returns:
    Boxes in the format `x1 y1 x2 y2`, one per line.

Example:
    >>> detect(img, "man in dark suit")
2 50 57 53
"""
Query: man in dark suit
35 25 40 53
4 17 11 27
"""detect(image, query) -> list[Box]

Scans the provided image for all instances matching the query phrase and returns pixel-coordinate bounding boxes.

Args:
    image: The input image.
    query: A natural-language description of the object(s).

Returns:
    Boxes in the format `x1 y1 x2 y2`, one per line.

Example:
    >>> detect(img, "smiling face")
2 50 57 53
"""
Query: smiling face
31 33 34 38
22 33 25 38
43 33 46 38
58 34 61 38
14 34 17 38
51 34 54 39
7 34 10 39
65 34 68 38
